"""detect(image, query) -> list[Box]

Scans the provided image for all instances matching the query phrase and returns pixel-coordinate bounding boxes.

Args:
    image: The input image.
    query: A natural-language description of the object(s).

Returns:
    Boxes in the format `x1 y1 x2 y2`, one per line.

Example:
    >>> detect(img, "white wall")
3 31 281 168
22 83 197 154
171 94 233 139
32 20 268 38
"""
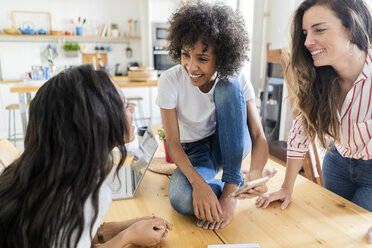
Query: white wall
0 0 144 78
250 0 303 141
0 0 154 139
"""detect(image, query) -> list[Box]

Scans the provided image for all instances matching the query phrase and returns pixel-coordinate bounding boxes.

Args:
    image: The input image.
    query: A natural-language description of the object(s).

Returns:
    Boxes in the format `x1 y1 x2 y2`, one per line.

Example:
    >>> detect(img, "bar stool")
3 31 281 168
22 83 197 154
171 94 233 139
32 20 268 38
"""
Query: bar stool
127 97 150 127
5 103 26 145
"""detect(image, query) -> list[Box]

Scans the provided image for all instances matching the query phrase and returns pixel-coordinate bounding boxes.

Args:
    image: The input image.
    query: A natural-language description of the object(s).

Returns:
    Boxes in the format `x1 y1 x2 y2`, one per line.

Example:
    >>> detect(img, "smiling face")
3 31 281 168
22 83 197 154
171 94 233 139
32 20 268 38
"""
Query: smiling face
302 5 351 67
181 39 217 92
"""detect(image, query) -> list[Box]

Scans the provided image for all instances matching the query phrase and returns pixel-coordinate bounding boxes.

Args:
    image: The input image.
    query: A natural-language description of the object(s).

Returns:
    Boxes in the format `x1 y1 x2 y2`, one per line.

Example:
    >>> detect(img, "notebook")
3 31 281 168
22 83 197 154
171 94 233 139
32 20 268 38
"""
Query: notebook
105 126 158 200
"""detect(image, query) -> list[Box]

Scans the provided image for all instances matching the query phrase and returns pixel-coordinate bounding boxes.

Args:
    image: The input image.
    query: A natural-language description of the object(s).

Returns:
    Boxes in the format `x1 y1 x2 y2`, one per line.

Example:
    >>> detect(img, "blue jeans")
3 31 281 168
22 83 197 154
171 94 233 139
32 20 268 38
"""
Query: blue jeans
323 147 372 212
169 78 252 215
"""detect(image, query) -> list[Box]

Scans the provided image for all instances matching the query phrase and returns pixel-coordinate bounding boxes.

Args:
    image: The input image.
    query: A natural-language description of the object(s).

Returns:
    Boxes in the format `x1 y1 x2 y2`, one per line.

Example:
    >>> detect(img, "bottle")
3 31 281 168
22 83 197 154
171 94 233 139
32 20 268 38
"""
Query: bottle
44 66 50 80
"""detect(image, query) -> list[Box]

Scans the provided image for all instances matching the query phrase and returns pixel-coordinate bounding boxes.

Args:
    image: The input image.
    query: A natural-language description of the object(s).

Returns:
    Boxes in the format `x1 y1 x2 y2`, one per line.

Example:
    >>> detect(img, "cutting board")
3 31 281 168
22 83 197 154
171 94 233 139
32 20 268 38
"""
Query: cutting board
82 53 107 69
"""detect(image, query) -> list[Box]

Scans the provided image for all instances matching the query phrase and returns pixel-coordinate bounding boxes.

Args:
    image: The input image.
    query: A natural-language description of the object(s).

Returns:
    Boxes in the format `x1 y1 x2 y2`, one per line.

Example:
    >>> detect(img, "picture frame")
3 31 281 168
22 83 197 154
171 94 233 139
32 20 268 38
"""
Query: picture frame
12 10 52 34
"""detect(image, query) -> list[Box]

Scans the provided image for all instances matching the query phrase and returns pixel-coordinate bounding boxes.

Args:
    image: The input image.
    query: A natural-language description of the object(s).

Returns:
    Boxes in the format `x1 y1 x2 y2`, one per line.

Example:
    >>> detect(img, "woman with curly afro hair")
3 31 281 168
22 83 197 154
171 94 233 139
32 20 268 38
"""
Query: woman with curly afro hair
156 1 273 230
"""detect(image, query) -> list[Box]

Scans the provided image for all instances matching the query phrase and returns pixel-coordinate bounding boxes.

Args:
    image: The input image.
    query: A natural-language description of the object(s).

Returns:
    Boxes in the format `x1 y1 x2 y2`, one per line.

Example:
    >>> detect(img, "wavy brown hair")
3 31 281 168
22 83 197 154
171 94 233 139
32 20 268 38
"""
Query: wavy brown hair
0 65 128 247
286 0 372 148
167 0 250 78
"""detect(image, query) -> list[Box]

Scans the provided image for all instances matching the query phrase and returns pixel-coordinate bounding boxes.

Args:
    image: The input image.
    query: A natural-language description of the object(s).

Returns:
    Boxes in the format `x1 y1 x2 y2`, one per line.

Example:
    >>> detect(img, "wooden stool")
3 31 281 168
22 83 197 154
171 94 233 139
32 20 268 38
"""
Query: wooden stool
127 97 150 127
5 104 19 145
5 103 28 145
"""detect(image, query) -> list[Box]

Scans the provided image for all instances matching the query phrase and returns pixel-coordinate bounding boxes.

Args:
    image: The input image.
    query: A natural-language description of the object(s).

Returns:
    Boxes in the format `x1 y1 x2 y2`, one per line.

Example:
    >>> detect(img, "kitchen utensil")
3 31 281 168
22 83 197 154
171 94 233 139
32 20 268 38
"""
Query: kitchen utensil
51 30 63 35
115 63 123 76
37 29 46 35
3 28 18 34
128 67 158 81
18 26 36 35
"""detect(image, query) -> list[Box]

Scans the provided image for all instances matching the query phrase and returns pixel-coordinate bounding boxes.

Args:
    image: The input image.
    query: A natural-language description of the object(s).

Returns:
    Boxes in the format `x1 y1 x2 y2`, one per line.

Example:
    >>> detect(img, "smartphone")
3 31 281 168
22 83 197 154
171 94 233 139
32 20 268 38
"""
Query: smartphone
230 176 270 197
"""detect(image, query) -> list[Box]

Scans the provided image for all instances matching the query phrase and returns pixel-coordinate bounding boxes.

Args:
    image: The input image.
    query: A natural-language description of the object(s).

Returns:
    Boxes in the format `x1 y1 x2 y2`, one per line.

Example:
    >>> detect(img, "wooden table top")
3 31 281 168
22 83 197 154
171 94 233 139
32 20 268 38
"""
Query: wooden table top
104 145 372 248
8 76 157 93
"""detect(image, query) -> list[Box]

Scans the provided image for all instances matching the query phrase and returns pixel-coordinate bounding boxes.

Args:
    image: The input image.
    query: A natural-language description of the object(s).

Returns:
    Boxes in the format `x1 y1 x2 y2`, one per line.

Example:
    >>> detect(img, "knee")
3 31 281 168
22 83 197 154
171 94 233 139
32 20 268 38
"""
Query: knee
214 78 244 108
169 189 193 215
169 170 194 215
215 78 241 98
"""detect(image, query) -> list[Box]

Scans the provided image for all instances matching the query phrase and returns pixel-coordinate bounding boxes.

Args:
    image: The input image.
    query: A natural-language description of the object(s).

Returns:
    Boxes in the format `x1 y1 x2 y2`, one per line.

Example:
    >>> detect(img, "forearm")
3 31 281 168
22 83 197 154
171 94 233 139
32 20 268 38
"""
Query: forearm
95 230 131 248
249 135 269 178
281 158 303 193
167 140 205 187
93 219 145 245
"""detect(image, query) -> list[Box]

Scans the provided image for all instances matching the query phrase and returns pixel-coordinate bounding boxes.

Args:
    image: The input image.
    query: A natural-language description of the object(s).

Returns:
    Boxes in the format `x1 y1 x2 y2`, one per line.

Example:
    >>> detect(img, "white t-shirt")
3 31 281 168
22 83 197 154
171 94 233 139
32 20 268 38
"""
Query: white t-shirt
65 183 112 248
156 65 255 143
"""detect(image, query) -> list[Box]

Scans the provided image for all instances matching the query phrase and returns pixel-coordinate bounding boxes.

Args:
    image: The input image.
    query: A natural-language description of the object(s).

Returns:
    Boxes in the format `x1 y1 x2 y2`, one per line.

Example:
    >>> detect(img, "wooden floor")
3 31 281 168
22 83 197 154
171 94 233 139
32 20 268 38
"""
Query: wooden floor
104 145 372 248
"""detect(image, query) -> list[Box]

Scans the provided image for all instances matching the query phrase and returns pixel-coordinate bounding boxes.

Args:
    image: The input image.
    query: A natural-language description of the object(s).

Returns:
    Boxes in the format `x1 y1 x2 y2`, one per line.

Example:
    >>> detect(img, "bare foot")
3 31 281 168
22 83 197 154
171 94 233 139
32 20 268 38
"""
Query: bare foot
197 220 217 230
195 196 238 230
214 195 238 229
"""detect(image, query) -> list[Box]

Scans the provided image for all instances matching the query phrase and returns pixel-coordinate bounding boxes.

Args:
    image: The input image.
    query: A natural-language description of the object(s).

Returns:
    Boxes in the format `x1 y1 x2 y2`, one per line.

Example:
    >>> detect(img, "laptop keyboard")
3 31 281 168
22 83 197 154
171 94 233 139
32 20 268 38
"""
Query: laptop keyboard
107 166 135 198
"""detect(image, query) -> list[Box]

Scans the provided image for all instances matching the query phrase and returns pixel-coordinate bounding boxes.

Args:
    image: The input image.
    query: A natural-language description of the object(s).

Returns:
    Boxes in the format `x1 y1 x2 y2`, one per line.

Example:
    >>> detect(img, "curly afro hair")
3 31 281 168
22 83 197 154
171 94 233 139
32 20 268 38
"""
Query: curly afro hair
167 1 250 78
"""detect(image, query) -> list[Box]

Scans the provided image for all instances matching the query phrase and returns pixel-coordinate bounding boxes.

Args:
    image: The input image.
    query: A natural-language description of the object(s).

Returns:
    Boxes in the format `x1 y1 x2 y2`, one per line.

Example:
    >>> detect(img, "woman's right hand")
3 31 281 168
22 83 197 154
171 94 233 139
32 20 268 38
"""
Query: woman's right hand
255 188 292 210
192 180 223 223
123 217 172 246
367 226 372 244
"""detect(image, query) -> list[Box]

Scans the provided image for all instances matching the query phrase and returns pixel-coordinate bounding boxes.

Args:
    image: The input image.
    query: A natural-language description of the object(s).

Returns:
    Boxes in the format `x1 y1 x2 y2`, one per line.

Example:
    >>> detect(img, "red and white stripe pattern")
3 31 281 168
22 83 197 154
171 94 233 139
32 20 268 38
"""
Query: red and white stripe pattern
287 50 372 160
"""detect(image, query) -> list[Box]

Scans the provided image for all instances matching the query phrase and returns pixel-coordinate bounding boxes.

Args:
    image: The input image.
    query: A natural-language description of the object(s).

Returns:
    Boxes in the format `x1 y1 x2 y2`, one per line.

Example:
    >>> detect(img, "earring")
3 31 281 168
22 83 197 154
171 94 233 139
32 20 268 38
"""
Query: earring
346 40 355 56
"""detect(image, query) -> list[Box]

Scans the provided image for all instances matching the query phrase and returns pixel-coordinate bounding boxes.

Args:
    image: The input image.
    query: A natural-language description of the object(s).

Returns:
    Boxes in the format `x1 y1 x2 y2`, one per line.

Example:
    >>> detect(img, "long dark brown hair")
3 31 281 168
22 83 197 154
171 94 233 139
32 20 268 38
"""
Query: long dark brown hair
287 0 372 148
0 65 128 247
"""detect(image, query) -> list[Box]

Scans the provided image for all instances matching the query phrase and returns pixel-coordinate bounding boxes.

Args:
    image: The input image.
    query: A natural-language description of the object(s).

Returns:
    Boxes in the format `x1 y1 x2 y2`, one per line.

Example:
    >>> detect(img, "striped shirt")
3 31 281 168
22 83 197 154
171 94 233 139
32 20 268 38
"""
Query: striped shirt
287 50 372 160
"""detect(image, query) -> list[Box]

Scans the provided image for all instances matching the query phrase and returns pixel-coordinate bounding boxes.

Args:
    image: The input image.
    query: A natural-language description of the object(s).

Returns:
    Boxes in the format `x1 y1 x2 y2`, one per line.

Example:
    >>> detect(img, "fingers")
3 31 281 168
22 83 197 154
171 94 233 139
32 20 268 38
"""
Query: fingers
251 184 268 195
280 197 291 210
205 206 214 223
160 230 168 241
152 218 168 230
193 203 201 220
216 201 223 216
194 202 221 222
164 220 173 230
262 167 279 178
210 204 221 222
366 226 372 243
255 193 273 208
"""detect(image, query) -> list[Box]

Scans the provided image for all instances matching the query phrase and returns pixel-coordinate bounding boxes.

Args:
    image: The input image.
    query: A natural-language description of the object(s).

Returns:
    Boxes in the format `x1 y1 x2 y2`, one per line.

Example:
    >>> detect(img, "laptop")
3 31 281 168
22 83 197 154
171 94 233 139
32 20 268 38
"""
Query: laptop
105 127 158 200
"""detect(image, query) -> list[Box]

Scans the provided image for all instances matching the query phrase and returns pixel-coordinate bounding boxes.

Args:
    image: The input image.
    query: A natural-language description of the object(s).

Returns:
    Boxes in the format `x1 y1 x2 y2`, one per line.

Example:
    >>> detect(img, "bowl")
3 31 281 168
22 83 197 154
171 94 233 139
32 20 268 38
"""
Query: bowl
51 30 63 36
3 28 18 35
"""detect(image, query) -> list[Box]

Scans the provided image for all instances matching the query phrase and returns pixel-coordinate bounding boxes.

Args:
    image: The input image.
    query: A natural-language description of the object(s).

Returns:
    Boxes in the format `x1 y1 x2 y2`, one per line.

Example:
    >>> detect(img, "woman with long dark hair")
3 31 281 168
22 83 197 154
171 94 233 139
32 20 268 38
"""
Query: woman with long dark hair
255 0 372 243
0 65 172 247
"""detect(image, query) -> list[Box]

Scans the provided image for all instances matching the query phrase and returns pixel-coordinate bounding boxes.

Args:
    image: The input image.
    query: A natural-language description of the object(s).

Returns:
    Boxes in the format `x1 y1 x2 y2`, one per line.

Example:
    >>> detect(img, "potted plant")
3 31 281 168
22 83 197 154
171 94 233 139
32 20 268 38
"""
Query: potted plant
112 23 119 37
126 45 133 58
158 128 174 163
62 42 80 57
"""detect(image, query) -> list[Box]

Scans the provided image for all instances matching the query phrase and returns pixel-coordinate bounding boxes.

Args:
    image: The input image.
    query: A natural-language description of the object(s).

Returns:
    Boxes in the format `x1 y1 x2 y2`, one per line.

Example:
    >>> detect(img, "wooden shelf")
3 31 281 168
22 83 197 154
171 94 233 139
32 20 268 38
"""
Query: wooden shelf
1 77 158 87
0 34 140 43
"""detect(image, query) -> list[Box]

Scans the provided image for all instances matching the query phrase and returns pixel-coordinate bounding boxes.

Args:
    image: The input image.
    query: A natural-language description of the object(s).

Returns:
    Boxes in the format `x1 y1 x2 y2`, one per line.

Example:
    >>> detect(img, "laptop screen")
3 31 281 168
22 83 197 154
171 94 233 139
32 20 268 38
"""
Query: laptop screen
130 127 158 191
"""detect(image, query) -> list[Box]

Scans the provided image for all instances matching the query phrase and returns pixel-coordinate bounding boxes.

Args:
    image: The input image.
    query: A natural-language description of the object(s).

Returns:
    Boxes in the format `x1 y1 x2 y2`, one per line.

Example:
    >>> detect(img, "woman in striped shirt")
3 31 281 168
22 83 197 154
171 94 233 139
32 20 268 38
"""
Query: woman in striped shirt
255 0 372 243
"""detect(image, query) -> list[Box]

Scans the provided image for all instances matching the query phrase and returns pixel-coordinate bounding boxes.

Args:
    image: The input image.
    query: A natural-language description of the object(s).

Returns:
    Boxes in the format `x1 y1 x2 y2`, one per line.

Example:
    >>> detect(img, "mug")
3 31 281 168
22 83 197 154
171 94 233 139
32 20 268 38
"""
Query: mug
76 26 83 36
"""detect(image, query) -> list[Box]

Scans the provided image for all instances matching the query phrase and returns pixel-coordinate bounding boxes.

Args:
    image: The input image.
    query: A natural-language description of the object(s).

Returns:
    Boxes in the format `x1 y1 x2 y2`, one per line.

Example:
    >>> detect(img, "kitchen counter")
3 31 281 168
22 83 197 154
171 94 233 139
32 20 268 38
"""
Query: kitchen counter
0 76 157 86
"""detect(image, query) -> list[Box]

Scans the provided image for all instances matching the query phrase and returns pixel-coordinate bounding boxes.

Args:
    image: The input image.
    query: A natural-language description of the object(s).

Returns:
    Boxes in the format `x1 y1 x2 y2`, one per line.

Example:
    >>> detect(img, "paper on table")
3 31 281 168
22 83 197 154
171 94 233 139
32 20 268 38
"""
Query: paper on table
207 244 261 248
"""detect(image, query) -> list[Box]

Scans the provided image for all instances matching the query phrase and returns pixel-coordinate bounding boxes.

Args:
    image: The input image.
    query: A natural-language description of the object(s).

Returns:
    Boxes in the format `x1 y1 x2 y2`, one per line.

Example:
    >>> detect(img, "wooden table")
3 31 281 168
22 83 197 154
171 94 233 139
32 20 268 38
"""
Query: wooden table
8 76 157 134
105 149 372 248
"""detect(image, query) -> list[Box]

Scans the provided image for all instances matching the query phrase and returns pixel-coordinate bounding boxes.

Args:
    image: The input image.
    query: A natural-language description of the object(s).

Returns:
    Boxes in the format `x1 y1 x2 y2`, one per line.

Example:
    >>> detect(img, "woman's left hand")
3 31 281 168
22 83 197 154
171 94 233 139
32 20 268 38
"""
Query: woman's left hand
235 168 278 200
367 226 372 244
